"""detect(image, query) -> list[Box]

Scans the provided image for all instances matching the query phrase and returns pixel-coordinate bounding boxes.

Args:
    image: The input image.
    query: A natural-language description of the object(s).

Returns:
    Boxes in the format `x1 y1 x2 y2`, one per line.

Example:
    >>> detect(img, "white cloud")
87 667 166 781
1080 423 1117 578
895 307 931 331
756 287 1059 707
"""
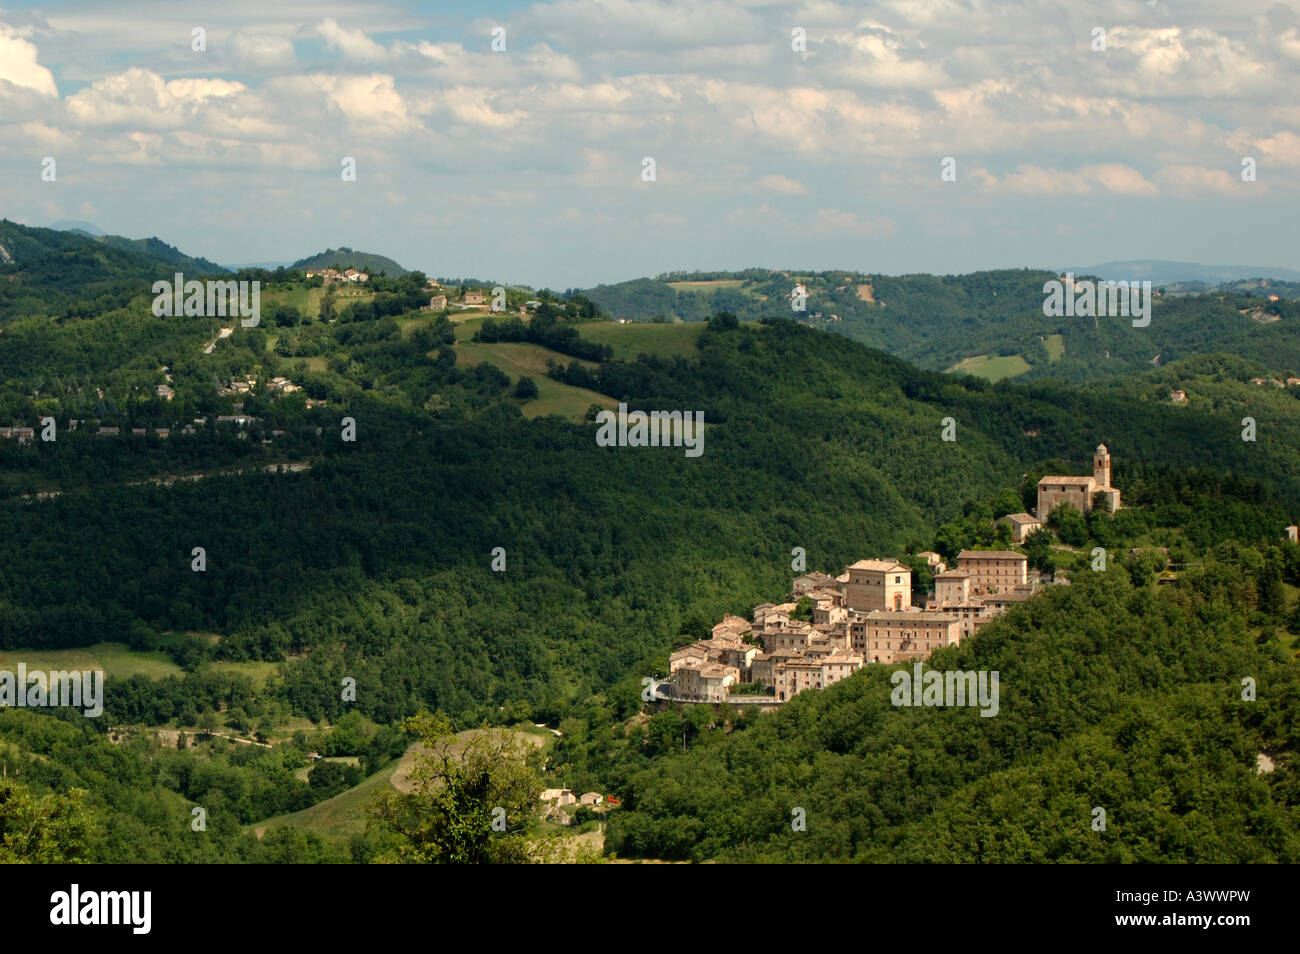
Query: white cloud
311 18 388 63
0 23 56 96
230 32 297 69
756 174 808 195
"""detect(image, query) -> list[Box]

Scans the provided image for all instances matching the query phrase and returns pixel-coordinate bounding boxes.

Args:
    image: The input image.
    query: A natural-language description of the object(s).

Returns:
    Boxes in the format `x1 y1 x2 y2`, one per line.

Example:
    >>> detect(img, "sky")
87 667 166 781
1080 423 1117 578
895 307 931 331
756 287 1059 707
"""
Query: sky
0 0 1296 288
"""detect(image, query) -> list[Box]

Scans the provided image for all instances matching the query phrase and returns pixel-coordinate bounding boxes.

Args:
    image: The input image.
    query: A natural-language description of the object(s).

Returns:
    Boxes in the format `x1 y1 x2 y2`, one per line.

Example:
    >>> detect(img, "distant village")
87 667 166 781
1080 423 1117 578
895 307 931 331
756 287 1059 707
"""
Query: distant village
662 445 1124 706
305 268 370 284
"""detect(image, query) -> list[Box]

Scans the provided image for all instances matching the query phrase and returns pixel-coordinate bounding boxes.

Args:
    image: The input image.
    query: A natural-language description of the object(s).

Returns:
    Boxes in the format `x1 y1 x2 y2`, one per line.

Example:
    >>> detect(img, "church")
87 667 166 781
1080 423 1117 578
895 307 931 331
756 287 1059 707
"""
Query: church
1036 444 1121 521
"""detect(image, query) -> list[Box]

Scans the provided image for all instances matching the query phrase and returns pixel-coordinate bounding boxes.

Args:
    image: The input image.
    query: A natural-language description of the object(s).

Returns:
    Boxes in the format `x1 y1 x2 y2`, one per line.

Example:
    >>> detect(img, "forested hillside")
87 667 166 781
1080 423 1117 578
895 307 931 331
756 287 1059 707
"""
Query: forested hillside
555 470 1300 862
595 565 1300 862
578 268 1300 384
0 224 1297 862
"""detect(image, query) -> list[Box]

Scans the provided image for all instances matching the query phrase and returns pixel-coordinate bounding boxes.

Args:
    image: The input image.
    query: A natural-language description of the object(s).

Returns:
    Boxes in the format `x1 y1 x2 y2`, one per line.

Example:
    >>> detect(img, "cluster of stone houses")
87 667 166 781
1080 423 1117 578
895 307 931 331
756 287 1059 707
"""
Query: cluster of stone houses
218 375 300 397
664 445 1127 706
666 550 1034 705
539 788 609 824
306 268 369 284
1251 376 1300 388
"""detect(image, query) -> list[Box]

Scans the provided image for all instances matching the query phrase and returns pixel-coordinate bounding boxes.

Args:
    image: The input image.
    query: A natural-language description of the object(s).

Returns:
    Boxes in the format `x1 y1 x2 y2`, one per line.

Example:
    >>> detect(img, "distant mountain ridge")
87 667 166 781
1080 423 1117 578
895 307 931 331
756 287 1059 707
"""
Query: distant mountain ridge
291 247 408 276
44 219 229 274
49 219 106 237
1068 260 1300 285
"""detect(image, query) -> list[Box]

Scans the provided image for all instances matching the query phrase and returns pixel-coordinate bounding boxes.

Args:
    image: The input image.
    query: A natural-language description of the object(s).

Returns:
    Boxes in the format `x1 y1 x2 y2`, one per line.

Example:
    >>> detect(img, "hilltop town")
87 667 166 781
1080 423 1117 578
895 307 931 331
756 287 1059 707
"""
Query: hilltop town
665 445 1122 705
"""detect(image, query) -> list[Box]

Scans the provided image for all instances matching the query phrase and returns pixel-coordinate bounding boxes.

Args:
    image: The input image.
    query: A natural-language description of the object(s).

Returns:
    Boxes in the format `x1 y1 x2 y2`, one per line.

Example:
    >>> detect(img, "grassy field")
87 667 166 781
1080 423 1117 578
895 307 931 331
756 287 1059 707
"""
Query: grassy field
201 659 281 688
451 320 721 420
452 337 616 421
455 340 598 376
576 321 705 361
262 285 325 318
1044 333 1065 362
947 353 1033 382
251 728 549 845
0 642 180 679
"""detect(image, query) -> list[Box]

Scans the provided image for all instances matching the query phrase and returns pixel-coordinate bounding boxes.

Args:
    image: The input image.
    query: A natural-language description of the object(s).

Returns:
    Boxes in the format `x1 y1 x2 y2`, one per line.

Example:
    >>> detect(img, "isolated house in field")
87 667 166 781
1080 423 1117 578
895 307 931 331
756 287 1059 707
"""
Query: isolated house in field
427 295 447 311
463 290 485 305
156 384 175 401
1287 525 1299 543
540 788 576 806
1036 444 1121 520
579 792 603 807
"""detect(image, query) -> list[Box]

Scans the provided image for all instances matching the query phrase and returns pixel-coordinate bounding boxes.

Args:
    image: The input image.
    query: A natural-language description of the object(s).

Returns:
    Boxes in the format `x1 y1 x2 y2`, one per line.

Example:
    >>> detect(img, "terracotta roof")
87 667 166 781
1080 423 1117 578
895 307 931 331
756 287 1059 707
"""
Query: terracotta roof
847 559 907 572
1037 475 1096 485
1002 513 1040 525
957 550 1026 561
863 610 959 623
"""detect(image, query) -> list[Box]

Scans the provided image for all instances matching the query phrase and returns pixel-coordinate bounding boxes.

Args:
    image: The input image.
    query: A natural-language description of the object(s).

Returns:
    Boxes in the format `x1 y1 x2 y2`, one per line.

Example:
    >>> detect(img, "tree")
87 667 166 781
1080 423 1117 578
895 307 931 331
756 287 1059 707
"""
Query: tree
991 488 1023 520
1023 527 1054 574
366 712 541 863
0 778 92 863
1050 504 1088 547
513 377 539 400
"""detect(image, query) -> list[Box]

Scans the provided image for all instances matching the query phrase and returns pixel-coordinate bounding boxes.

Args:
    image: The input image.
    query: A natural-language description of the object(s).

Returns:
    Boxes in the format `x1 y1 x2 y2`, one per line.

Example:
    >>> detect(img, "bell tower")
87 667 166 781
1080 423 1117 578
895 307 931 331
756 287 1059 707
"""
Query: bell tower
1093 444 1111 489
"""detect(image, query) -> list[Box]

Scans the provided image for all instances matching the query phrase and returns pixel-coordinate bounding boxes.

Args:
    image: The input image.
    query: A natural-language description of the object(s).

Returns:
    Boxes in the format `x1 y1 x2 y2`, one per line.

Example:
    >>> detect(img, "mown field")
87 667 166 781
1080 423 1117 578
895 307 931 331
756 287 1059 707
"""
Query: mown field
576 320 706 360
0 642 180 679
947 353 1034 381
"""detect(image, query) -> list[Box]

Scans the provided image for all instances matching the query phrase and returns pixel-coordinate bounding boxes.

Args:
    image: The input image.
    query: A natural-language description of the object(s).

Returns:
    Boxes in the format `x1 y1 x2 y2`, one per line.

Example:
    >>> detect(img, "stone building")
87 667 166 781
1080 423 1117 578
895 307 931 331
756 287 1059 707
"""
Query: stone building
1036 444 1121 521
1000 512 1042 544
851 610 960 664
956 550 1028 595
842 559 911 613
